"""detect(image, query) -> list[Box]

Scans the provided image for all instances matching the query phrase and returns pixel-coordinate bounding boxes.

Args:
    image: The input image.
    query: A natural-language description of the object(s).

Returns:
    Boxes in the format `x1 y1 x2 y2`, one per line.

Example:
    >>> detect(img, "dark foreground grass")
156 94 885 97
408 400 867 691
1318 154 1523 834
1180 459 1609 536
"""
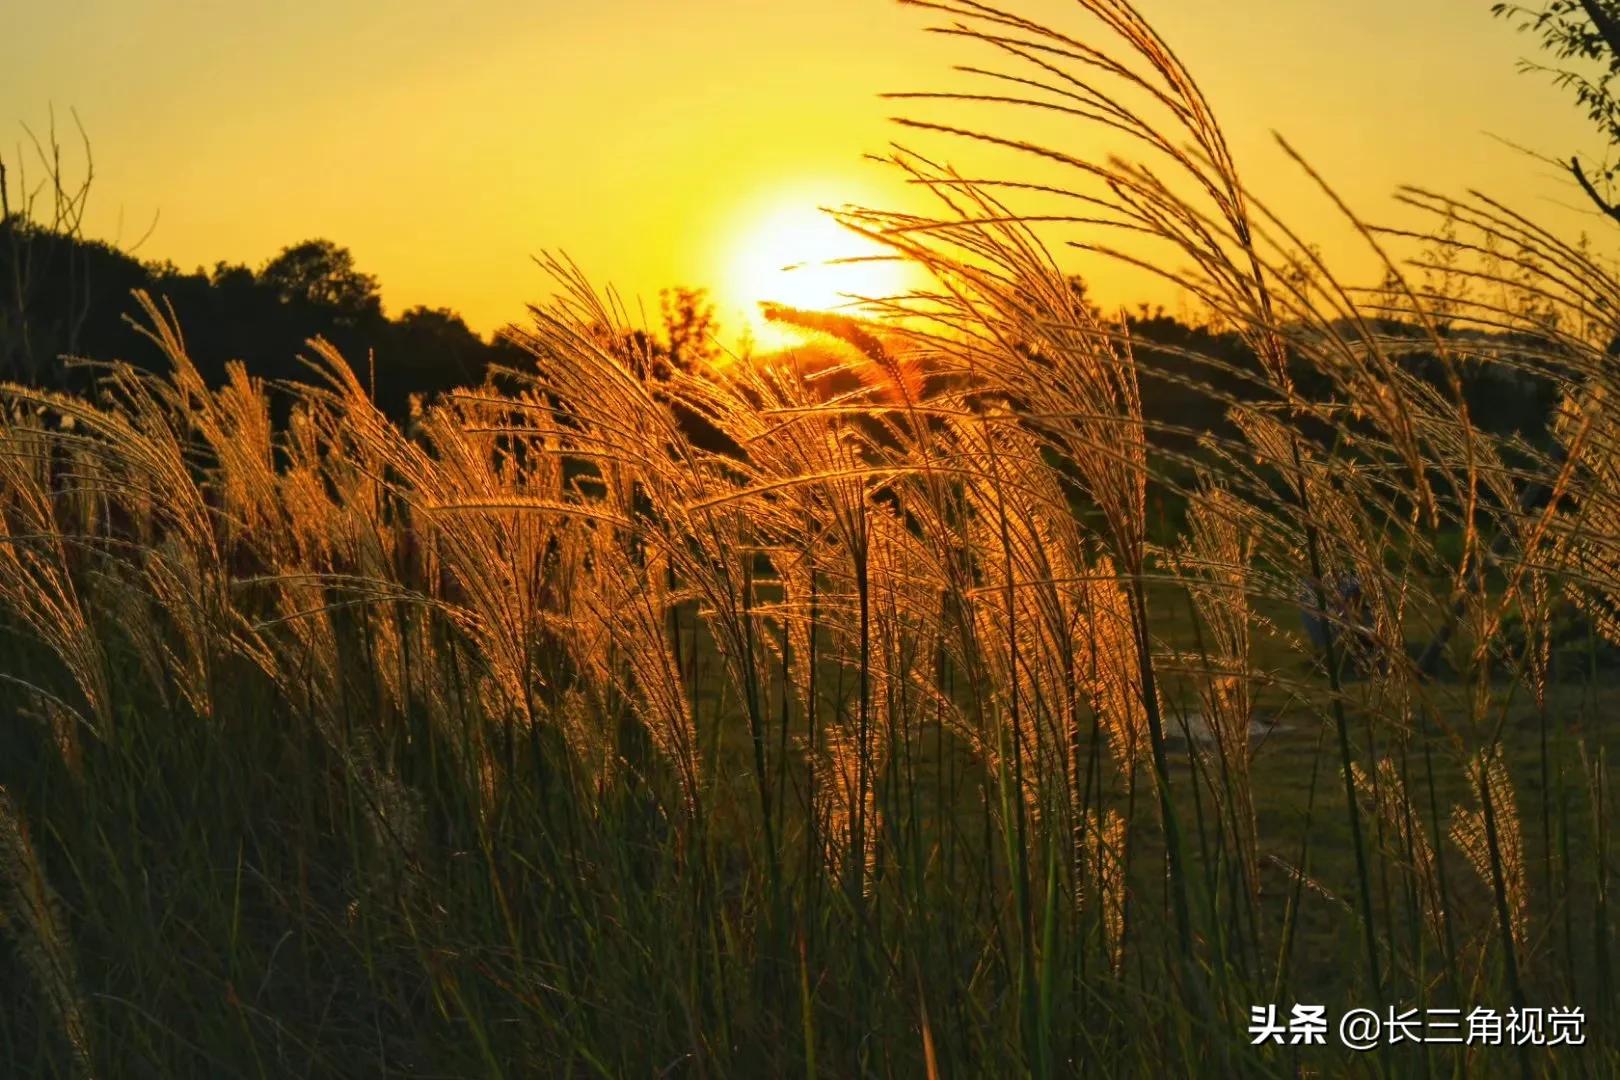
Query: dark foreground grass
5 1 1620 1076
1 598 1615 1076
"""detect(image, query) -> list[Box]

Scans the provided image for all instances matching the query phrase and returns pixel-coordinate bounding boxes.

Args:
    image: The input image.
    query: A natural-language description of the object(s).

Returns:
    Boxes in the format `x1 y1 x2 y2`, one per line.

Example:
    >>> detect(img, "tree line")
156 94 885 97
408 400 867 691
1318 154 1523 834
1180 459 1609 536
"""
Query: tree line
1 215 524 419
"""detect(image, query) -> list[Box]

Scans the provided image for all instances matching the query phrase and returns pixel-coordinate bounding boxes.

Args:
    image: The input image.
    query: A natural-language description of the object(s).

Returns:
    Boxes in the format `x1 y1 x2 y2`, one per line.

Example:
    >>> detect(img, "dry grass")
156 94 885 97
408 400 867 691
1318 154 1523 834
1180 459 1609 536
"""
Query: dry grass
0 1 1618 1075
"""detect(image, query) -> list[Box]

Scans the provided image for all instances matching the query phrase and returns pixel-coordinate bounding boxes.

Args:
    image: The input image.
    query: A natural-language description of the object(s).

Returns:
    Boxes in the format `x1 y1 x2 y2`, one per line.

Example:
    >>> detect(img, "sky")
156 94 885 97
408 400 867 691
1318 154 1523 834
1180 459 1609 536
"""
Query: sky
3 1 1609 342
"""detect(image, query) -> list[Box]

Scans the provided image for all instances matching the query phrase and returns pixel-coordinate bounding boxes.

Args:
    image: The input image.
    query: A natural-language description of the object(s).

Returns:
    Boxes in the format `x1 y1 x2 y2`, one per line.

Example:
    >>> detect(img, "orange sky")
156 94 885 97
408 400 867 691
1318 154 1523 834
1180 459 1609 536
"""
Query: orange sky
4 1 1608 343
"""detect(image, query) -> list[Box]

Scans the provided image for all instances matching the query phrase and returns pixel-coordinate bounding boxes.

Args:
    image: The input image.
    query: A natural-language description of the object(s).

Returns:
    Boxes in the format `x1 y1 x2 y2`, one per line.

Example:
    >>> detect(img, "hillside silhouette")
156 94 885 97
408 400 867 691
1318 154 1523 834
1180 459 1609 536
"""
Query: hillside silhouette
1 223 524 418
2 217 1565 451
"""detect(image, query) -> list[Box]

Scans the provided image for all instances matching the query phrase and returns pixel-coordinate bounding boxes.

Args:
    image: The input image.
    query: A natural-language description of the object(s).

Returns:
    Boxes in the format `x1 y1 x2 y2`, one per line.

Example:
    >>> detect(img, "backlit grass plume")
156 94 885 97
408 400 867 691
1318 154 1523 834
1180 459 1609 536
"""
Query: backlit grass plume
0 0 1616 1074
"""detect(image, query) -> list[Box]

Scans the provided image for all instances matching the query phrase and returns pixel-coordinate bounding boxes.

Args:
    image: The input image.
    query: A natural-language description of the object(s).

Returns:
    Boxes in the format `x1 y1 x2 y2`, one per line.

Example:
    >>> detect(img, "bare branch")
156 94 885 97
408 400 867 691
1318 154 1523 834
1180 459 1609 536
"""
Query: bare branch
1569 154 1620 222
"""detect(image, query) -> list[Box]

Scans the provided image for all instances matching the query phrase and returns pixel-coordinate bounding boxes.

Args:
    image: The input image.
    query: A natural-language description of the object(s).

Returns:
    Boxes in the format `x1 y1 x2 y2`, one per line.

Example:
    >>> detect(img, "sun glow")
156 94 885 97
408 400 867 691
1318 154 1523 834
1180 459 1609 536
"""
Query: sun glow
721 195 913 351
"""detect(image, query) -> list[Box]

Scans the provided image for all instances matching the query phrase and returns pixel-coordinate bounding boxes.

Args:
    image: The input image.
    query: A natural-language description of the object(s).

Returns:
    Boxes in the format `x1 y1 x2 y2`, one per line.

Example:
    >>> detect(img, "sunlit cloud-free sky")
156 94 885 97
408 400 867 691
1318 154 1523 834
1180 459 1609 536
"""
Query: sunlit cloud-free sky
4 1 1607 341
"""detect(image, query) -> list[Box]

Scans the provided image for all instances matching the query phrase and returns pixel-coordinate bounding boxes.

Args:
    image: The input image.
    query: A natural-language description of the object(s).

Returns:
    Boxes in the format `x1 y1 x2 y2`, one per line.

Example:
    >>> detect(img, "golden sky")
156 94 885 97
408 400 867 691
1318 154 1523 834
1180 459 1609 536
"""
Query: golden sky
5 1 1607 342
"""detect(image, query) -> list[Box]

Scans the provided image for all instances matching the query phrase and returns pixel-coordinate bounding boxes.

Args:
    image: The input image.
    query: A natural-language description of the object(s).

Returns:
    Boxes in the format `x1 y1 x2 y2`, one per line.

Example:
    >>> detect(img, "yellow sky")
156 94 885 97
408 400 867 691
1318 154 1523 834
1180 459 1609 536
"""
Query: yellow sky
4 1 1608 342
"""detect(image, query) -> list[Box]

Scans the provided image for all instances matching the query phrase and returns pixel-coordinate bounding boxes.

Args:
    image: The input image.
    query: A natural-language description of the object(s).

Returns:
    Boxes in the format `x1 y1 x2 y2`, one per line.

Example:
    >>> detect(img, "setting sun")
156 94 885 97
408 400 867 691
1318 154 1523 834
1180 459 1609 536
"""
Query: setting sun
720 194 914 350
7 0 1620 1073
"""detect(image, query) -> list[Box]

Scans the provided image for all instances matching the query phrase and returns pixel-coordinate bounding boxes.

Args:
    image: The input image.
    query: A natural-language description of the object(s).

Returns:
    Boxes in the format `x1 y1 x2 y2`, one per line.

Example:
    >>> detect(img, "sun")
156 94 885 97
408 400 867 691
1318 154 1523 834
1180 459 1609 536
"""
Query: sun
721 195 912 350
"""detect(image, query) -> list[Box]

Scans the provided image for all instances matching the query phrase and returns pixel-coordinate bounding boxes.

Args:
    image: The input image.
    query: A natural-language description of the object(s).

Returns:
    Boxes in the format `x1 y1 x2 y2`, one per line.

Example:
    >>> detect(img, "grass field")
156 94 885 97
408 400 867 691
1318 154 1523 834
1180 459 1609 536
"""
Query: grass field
4 1 1620 1076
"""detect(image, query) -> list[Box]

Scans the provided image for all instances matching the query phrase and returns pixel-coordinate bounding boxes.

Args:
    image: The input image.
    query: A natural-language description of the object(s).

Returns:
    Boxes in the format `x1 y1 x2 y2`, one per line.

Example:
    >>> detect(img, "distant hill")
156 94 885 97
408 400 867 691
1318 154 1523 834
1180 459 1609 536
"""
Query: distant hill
1 220 1566 448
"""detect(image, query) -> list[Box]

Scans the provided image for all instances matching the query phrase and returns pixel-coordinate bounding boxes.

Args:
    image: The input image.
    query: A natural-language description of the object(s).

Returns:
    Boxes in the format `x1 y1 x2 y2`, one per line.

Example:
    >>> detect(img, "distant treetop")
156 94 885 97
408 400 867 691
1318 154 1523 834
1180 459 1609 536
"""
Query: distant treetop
259 238 383 322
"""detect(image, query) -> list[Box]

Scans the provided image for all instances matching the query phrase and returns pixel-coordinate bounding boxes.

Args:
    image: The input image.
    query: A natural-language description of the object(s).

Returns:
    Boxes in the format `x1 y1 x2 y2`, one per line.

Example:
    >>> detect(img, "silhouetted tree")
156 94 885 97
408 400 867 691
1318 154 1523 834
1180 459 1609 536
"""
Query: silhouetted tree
0 112 111 386
259 239 382 322
1 121 502 412
378 305 492 412
209 261 256 291
1494 0 1620 220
